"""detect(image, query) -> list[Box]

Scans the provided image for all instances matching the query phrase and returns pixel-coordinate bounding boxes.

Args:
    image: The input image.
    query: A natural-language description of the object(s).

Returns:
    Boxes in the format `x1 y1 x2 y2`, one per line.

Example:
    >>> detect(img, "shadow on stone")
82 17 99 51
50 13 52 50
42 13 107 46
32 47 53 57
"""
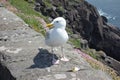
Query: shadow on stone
28 48 58 68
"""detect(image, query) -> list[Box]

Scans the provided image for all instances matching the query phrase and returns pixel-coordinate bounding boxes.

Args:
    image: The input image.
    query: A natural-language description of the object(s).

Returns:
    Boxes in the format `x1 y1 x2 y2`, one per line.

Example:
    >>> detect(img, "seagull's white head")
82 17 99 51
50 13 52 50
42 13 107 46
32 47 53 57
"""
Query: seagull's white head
47 17 66 29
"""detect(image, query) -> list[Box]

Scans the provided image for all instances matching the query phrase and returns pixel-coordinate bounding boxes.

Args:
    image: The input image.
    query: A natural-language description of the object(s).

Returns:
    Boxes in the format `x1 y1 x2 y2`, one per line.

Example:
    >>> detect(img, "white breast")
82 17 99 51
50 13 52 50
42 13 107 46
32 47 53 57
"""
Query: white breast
45 28 69 47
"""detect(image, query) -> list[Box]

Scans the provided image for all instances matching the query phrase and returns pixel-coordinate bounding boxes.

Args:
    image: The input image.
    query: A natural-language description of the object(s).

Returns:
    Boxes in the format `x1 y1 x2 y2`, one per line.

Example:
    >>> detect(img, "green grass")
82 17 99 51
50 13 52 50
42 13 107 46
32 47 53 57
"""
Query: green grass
58 6 64 12
10 0 38 16
69 38 81 48
44 0 52 8
85 49 100 60
9 0 48 34
17 13 41 31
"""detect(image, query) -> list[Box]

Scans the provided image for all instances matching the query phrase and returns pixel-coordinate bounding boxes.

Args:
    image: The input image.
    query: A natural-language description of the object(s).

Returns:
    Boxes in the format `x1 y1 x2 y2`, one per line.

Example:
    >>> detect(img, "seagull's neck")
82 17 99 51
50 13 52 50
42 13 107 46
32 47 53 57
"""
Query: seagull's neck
54 26 66 30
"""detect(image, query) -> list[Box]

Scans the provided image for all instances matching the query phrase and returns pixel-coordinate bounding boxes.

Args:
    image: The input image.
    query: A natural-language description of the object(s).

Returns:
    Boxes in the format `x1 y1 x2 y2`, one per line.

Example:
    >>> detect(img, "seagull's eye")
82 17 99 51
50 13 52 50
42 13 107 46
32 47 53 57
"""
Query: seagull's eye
56 21 59 23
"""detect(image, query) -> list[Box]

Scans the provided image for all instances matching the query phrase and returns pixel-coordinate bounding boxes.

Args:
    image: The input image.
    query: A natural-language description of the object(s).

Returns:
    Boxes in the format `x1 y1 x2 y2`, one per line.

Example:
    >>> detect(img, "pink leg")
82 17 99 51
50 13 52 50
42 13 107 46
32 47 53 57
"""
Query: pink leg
60 46 69 62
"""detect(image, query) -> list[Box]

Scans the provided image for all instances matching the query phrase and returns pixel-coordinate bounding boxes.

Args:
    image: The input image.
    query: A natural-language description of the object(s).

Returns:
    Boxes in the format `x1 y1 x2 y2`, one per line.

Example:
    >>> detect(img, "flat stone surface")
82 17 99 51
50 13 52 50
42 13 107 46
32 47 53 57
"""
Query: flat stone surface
0 7 112 80
54 74 67 79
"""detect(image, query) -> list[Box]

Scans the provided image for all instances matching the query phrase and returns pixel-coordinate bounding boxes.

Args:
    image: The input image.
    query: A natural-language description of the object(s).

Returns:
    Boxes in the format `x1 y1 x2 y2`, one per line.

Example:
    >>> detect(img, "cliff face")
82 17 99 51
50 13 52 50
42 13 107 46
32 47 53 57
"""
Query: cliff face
35 0 120 61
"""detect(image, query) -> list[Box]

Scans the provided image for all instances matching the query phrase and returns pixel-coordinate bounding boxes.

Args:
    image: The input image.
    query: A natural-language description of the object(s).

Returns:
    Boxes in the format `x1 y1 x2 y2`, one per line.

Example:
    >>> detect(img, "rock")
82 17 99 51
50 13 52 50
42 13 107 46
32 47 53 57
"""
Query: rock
24 0 33 3
104 56 120 75
80 39 88 49
34 2 40 11
0 52 16 80
101 16 108 24
96 25 120 61
0 3 4 7
0 62 16 80
0 7 112 80
97 50 107 59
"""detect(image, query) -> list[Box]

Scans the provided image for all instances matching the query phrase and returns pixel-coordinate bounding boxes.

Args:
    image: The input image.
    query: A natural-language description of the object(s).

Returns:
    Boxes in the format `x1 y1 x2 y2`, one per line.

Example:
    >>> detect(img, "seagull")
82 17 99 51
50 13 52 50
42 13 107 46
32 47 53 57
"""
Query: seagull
45 17 69 64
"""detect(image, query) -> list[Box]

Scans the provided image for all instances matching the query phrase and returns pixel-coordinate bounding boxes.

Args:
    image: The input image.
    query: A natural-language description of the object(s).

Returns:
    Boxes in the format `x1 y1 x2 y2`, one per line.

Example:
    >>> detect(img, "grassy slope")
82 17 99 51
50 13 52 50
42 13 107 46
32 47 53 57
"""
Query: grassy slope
6 0 120 80
9 0 47 34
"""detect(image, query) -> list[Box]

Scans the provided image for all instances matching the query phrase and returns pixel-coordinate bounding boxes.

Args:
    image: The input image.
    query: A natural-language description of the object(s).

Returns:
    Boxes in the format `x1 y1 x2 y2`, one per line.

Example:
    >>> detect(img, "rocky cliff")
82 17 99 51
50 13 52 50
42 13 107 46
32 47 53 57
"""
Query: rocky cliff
35 0 120 62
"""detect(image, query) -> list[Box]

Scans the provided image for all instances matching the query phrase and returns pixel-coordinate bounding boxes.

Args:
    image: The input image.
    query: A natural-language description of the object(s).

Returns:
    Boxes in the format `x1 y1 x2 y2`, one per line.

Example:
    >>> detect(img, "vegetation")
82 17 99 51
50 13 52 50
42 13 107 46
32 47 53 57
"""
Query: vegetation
8 0 47 34
86 58 120 80
69 38 81 48
44 0 52 8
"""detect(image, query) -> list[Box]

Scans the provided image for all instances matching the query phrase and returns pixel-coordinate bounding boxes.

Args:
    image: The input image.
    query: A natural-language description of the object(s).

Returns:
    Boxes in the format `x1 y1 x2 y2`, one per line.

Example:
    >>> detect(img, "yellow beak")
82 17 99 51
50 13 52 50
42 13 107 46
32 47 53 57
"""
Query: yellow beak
46 23 53 28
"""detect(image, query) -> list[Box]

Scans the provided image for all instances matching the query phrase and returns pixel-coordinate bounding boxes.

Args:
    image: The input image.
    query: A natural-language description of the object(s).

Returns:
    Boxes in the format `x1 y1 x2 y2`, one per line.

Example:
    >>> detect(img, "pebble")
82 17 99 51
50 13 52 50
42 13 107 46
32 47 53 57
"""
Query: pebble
0 46 7 51
71 73 76 77
70 78 80 80
54 74 67 79
0 3 4 7
46 67 51 72
3 17 7 20
37 78 44 80
28 41 32 43
6 48 22 54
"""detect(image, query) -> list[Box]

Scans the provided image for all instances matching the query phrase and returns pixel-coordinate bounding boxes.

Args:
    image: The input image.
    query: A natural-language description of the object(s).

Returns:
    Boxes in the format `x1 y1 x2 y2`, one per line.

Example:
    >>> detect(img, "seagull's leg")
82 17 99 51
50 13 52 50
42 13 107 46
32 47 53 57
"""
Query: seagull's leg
60 46 69 61
51 47 54 59
51 47 59 65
